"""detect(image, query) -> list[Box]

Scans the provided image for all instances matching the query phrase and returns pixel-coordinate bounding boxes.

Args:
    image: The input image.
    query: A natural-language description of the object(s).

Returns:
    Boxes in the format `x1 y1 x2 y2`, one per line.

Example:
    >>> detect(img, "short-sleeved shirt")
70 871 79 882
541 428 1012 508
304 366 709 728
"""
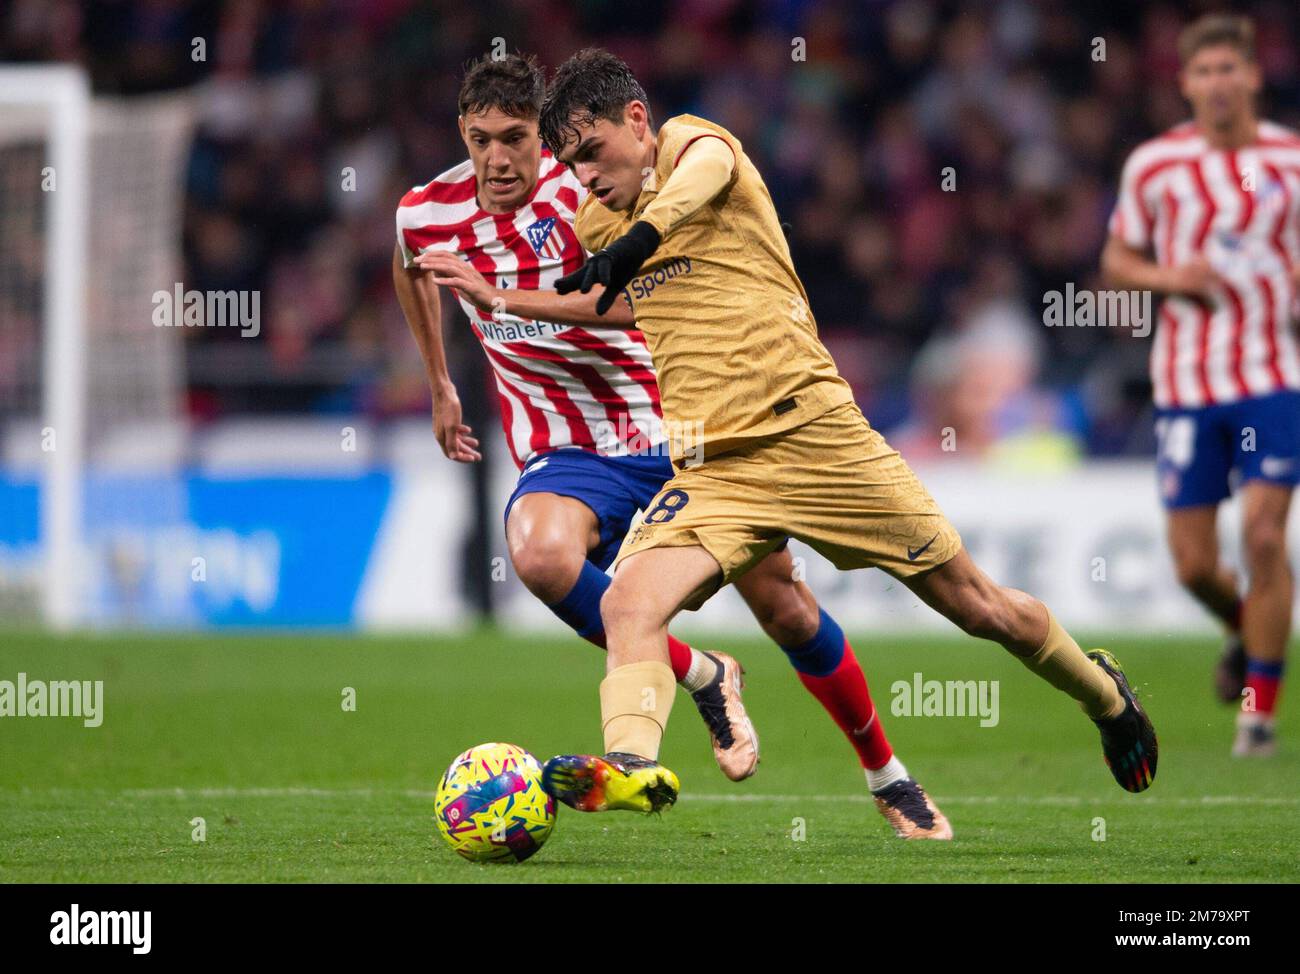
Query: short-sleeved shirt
1108 120 1300 409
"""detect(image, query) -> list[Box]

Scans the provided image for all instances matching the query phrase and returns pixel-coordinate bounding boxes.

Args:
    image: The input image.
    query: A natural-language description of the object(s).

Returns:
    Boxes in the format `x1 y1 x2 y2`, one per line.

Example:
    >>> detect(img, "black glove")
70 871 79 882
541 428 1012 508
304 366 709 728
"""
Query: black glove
555 220 661 315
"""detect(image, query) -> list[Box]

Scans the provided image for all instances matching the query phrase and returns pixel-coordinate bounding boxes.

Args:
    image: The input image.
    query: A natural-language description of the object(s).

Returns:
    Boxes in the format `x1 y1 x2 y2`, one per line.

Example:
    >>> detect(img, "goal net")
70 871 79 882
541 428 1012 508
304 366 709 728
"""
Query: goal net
0 66 194 628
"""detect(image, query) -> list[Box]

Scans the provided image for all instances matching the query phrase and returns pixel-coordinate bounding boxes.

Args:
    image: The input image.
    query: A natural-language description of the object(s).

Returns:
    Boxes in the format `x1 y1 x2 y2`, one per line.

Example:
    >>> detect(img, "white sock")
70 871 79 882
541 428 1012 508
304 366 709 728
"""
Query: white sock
866 755 909 793
680 648 718 693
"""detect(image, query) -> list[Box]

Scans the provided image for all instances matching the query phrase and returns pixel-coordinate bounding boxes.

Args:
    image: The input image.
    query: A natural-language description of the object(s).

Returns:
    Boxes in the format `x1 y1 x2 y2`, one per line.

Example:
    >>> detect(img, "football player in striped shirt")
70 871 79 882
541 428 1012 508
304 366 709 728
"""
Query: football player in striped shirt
1103 14 1300 756
394 54 950 838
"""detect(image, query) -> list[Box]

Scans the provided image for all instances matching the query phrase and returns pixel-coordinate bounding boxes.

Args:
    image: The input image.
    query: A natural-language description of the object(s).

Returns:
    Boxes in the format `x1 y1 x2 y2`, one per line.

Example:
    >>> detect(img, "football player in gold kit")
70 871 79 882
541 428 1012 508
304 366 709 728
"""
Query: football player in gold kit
535 49 1158 820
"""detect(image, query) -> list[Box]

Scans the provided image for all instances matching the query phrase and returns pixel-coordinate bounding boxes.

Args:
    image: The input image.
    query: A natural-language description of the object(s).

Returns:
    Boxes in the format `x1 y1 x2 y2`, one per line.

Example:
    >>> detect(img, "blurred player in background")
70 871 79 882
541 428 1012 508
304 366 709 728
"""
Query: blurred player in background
394 54 950 838
1103 14 1300 756
536 48 1158 817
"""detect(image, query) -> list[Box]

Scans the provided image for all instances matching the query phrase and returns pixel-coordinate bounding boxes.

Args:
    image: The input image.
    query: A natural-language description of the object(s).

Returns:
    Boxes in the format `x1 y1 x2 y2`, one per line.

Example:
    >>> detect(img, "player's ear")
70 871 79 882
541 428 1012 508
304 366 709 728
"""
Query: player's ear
627 101 648 139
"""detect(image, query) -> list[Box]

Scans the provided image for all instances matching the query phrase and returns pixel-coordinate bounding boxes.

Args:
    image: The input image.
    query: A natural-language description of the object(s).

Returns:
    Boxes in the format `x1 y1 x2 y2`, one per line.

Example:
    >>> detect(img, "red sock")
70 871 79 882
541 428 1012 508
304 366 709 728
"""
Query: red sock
1245 664 1283 717
797 640 893 770
666 634 693 682
583 632 693 682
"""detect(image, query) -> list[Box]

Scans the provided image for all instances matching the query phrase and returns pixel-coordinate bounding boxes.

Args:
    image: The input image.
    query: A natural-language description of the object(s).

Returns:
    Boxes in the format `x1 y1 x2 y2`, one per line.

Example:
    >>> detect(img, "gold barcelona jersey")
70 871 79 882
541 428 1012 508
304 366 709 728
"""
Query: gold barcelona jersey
575 114 853 463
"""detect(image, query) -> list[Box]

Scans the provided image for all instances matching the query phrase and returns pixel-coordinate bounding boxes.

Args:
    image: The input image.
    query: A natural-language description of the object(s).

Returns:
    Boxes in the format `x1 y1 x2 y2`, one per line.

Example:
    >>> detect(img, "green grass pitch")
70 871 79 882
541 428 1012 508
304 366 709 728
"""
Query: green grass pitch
1 628 1296 883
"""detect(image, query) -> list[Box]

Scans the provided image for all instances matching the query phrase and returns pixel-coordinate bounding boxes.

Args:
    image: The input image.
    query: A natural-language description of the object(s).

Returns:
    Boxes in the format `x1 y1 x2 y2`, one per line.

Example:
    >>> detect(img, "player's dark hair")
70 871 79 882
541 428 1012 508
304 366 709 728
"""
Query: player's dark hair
1178 14 1255 65
458 52 546 119
538 48 653 152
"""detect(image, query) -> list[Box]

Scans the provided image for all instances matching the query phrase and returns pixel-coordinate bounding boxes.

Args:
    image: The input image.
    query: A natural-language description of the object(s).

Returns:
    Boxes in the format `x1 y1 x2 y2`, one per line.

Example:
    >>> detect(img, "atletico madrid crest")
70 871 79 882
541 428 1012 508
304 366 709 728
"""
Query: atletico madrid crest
524 216 563 260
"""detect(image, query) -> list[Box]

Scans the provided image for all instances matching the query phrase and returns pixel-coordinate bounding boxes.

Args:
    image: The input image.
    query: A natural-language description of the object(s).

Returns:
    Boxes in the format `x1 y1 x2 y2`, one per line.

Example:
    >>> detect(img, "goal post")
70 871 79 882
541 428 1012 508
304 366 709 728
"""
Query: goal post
0 65 90 630
1 65 194 630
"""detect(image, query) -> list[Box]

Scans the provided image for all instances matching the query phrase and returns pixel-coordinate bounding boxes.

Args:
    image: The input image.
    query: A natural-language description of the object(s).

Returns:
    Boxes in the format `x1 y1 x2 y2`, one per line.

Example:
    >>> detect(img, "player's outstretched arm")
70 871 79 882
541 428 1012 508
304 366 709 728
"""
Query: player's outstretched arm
417 250 636 328
557 137 736 314
1101 234 1221 300
392 244 482 463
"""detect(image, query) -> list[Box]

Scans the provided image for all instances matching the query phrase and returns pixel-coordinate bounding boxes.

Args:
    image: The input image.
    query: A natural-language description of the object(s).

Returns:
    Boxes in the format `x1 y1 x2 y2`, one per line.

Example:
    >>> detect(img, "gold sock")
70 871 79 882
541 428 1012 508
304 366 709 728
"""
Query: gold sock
600 661 677 759
1016 610 1124 720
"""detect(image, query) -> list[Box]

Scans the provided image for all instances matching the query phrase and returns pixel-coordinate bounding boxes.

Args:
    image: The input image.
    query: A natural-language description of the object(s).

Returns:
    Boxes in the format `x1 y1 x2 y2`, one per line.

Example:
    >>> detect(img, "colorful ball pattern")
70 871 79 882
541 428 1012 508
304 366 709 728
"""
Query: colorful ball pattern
434 742 557 863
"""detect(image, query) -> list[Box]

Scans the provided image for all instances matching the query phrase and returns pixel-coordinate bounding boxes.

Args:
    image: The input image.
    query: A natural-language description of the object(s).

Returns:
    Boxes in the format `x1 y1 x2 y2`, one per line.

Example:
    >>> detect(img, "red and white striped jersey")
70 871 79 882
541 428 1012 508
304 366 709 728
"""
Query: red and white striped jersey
1110 120 1300 409
396 150 665 468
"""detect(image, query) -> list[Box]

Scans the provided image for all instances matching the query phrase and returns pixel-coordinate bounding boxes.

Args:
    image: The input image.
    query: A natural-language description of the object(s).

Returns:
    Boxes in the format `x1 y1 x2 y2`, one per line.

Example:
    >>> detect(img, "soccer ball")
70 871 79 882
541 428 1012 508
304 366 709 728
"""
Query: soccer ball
434 742 556 863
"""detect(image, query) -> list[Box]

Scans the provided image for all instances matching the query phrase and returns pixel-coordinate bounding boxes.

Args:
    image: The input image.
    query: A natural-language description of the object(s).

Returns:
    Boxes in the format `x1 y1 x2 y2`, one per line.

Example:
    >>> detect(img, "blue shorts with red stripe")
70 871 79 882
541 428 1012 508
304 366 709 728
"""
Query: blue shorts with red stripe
1155 390 1300 508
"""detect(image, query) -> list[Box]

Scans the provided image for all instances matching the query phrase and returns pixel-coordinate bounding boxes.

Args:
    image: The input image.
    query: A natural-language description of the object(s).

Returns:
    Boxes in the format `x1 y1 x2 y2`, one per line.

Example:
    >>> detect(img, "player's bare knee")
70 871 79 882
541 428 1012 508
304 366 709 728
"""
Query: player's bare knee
510 536 583 602
760 595 819 646
1173 554 1220 593
1243 519 1287 575
1168 534 1219 591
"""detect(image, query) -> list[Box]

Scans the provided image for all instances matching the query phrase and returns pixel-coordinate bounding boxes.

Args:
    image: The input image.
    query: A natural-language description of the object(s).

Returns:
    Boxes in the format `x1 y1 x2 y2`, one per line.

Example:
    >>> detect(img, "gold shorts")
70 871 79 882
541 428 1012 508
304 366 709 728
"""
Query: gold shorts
614 401 962 588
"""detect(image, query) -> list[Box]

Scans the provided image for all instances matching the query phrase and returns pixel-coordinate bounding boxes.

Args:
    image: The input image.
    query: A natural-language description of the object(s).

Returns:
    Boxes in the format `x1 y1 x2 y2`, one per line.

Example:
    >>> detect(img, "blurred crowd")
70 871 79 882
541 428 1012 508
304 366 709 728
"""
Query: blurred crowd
5 0 1300 462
